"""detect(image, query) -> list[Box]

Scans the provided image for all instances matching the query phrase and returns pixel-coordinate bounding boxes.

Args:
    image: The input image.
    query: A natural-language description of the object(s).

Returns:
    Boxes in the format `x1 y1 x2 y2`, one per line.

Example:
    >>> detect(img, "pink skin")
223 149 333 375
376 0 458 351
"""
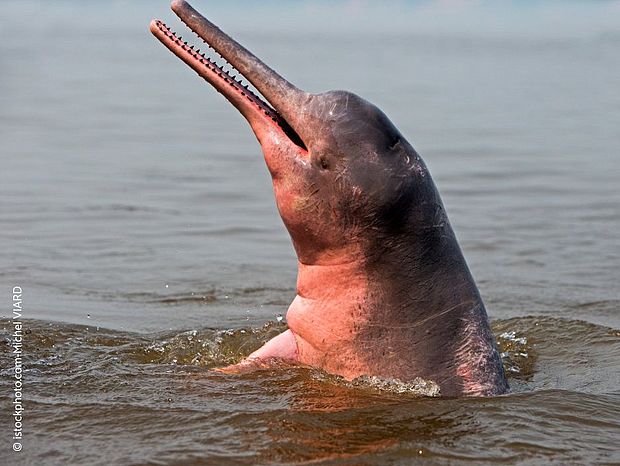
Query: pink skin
151 1 508 396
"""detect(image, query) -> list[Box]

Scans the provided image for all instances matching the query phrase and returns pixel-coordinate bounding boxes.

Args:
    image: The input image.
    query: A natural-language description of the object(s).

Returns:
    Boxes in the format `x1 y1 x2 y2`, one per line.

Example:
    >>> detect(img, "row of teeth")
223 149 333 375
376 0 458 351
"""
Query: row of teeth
155 20 283 125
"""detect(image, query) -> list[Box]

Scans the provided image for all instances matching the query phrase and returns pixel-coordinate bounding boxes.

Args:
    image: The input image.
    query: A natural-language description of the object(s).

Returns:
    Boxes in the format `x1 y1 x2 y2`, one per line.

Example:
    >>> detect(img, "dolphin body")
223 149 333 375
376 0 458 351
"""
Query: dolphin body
151 0 508 396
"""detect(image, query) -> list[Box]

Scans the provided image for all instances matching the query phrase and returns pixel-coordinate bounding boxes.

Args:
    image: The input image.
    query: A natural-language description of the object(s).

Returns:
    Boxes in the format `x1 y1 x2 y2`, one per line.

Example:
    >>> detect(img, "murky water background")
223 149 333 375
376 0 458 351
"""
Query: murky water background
1 1 619 464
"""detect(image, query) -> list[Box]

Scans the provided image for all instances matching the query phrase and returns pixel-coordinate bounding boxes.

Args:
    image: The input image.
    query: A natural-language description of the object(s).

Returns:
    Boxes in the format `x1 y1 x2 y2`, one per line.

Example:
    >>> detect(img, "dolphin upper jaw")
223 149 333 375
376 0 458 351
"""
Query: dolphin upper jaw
152 0 309 159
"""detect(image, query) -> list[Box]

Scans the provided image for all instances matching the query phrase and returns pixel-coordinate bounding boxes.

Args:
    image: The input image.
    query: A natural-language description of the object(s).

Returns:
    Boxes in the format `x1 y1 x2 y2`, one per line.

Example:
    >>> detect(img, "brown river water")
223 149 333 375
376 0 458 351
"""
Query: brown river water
1 1 619 464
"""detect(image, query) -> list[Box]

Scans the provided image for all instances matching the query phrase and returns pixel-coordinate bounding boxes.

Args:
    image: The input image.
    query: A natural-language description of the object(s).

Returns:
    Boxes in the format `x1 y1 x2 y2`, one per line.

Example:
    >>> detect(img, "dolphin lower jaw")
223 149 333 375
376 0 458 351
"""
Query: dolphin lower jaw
150 3 307 153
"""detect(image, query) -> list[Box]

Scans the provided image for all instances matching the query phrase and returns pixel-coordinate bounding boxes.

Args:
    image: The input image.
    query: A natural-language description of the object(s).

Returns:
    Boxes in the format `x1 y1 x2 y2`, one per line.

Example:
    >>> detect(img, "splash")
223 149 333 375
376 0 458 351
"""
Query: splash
348 375 441 397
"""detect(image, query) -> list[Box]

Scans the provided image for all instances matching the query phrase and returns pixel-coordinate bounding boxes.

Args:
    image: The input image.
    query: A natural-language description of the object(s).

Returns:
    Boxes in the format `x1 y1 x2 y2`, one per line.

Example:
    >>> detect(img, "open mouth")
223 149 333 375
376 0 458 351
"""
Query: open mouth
150 1 306 150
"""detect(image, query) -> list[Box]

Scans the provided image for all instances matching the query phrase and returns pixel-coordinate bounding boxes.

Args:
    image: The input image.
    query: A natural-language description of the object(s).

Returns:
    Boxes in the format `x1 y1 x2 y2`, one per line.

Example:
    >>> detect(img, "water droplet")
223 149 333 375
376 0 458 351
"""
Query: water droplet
276 315 284 323
165 284 169 288
87 314 91 319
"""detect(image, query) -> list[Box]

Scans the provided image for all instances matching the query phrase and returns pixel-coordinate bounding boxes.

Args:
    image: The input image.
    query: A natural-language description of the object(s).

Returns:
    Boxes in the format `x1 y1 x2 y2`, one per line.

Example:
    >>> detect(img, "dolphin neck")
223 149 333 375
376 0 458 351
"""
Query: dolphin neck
296 258 368 301
295 237 482 313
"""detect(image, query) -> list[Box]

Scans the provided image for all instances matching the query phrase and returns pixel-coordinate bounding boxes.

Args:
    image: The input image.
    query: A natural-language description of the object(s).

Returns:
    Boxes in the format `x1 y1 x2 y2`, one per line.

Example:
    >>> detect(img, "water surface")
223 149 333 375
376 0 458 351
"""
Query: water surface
1 1 619 464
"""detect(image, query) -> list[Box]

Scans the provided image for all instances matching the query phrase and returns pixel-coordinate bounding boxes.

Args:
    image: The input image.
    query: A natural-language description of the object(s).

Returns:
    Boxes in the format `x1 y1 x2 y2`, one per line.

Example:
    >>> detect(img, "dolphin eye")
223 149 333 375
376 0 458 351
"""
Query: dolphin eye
318 155 330 170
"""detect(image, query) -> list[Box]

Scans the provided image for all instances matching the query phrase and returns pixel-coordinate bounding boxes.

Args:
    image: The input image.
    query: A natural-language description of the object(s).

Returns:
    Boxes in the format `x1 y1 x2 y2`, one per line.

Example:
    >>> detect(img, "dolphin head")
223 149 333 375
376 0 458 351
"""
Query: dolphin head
151 0 440 266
